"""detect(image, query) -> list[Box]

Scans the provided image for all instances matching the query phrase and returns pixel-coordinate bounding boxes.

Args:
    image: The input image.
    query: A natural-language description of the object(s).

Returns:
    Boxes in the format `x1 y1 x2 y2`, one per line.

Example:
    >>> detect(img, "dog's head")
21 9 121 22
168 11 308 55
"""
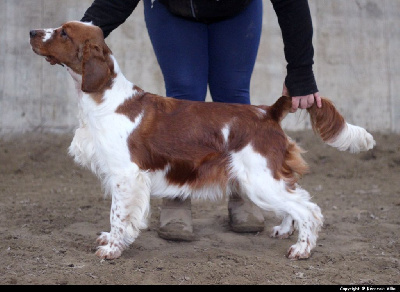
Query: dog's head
30 21 114 93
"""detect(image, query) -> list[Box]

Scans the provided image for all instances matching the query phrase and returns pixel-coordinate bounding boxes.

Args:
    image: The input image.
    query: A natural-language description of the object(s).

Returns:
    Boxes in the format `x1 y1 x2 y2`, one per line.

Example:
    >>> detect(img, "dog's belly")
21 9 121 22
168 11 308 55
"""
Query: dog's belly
149 169 227 201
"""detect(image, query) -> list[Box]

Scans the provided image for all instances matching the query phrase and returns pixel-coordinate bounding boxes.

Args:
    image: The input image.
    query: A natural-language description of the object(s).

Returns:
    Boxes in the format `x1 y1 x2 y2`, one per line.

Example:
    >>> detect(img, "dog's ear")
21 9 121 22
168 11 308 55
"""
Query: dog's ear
81 40 111 93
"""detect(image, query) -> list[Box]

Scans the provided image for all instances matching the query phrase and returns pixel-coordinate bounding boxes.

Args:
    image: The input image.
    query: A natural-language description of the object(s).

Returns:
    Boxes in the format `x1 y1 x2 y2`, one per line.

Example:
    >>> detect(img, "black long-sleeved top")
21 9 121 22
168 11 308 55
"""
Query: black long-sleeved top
81 0 318 96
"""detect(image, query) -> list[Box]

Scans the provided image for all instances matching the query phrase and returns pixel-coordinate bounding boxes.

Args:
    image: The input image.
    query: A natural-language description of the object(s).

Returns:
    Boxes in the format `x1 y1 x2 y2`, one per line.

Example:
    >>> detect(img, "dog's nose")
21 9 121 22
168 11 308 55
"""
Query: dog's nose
29 30 37 38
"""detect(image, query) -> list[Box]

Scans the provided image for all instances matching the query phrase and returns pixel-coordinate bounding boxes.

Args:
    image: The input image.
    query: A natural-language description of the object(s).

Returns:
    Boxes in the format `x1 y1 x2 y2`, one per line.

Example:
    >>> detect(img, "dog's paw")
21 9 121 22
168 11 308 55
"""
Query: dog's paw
271 218 294 239
95 244 122 260
287 242 311 260
271 225 294 239
96 232 110 246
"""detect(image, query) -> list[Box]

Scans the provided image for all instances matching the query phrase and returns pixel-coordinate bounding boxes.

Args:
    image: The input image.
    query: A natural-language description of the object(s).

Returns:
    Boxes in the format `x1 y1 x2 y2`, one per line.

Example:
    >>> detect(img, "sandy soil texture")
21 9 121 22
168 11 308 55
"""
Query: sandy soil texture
0 130 399 285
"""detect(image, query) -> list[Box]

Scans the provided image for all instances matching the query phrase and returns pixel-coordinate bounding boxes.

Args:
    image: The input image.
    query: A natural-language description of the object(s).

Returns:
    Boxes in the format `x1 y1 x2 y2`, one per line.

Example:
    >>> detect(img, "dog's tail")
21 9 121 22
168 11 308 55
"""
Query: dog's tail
268 95 376 153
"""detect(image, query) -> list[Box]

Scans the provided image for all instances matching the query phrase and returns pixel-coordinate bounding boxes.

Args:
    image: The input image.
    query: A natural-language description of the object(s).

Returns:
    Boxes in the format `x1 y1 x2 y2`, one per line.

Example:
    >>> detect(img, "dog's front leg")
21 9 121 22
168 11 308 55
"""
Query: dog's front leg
95 171 151 259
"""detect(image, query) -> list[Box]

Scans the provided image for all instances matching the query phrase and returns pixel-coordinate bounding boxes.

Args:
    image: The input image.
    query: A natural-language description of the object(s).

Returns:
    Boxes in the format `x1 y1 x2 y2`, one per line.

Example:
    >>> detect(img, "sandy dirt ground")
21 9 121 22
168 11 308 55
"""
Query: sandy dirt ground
0 130 399 285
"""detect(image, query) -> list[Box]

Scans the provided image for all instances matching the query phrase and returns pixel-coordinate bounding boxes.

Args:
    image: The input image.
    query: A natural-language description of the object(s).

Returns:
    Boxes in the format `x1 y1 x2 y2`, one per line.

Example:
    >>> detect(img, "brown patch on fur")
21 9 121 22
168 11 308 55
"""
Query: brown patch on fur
81 40 115 100
266 95 292 122
307 98 345 143
278 140 309 190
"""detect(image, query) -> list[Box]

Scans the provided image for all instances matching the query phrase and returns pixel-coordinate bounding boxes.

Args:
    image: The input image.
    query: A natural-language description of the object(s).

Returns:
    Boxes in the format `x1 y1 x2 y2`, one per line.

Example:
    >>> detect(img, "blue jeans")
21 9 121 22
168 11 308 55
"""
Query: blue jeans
144 0 263 104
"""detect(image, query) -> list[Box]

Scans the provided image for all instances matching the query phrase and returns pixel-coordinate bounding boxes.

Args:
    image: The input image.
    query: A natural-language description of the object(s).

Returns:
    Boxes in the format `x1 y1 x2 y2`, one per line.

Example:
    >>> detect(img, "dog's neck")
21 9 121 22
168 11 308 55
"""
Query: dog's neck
67 67 84 99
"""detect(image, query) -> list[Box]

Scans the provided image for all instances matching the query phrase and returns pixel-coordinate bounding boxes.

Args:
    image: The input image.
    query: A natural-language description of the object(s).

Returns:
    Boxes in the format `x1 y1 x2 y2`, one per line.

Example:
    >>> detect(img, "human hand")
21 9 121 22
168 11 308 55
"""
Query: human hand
291 93 322 113
282 83 322 113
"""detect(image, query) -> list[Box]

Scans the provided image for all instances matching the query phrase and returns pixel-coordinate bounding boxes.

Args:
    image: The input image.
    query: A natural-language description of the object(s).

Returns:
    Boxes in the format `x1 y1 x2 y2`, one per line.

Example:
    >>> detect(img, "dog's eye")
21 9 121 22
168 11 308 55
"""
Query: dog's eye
60 29 68 38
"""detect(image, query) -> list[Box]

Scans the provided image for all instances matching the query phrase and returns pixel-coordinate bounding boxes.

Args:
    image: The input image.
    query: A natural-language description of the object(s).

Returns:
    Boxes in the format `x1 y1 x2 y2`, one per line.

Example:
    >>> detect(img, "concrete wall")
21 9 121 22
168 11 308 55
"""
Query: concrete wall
1 0 399 135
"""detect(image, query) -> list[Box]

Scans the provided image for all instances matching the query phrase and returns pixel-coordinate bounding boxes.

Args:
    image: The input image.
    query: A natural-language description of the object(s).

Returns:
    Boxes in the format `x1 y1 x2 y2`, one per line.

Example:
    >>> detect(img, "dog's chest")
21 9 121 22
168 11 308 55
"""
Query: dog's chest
70 93 139 173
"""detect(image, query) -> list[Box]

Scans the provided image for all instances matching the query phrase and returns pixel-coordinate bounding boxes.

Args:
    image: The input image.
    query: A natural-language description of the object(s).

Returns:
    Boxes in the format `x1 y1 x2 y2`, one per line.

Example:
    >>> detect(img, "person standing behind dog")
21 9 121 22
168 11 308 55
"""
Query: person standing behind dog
80 0 322 241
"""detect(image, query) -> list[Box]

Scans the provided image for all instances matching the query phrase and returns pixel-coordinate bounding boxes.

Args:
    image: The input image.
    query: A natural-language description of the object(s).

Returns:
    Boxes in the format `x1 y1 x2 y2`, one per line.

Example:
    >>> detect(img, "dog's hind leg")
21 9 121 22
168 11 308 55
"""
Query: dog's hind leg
274 188 323 259
95 170 151 259
247 183 323 260
230 145 323 259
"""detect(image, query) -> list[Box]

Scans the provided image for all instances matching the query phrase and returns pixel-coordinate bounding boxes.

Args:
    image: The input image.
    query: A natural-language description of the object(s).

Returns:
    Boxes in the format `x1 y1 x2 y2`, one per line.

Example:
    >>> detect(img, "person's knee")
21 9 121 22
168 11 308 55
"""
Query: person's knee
209 73 251 104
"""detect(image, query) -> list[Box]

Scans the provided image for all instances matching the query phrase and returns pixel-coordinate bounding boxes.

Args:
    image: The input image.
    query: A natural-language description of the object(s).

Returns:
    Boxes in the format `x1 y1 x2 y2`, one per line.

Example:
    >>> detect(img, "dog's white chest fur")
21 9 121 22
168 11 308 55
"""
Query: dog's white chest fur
68 60 141 184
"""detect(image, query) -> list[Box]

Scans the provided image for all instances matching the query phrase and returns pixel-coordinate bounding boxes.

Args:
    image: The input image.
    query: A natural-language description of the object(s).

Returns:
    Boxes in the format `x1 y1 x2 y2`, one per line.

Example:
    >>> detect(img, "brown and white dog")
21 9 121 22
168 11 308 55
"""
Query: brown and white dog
30 21 375 260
